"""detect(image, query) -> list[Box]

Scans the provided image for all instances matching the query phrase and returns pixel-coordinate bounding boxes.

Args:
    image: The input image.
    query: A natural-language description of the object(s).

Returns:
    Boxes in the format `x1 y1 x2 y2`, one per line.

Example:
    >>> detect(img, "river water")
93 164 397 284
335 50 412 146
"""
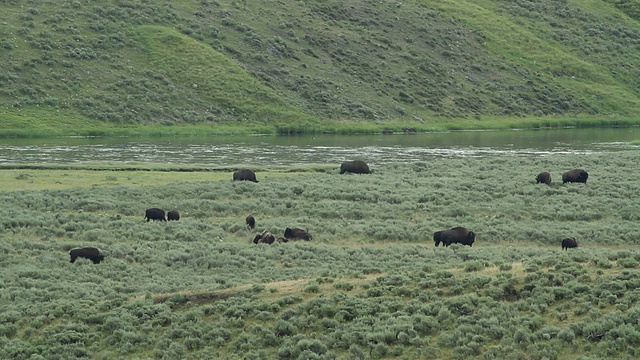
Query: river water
0 128 638 166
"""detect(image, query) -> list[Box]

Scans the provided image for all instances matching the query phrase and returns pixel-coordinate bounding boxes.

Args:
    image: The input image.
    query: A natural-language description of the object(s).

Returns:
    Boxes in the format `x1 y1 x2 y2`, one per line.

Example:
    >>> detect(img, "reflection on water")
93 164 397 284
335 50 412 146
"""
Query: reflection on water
0 128 638 166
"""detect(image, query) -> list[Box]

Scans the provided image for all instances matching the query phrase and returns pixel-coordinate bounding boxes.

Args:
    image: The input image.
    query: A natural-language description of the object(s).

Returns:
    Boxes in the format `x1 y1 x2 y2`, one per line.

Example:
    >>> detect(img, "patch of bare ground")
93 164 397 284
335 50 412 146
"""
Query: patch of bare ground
132 273 382 304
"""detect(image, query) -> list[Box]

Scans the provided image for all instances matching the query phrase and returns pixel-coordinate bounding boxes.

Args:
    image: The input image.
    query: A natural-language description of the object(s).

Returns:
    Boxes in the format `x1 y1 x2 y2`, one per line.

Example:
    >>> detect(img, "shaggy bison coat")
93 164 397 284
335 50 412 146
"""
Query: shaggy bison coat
433 230 445 247
340 160 371 174
562 237 578 250
439 227 476 247
145 208 166 221
562 169 589 184
253 230 276 244
246 215 256 230
536 171 552 185
233 169 259 183
167 210 180 221
284 227 313 241
69 247 105 264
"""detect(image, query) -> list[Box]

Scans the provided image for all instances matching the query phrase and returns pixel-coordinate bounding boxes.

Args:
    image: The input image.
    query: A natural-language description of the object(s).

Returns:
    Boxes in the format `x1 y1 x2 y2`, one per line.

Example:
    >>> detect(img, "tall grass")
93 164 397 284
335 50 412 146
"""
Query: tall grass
1 152 640 358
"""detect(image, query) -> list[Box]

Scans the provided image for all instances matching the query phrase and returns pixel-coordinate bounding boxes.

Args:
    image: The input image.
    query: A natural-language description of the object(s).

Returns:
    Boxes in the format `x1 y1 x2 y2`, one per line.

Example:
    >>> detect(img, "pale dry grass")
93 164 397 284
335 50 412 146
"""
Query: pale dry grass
131 273 382 304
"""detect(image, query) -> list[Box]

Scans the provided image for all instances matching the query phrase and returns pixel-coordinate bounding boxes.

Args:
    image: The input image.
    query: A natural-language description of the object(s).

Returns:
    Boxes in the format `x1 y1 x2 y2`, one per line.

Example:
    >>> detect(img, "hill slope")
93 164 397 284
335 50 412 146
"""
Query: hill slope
0 0 639 134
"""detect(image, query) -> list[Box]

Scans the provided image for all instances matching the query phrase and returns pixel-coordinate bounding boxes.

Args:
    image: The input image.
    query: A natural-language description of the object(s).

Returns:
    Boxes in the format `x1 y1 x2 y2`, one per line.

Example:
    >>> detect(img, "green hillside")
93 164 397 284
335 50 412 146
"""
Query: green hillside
0 0 639 135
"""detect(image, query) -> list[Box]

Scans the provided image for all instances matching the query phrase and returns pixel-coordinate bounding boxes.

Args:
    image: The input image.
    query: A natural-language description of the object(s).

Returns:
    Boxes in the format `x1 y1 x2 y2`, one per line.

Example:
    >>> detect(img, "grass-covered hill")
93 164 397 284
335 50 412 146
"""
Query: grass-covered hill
1 0 639 135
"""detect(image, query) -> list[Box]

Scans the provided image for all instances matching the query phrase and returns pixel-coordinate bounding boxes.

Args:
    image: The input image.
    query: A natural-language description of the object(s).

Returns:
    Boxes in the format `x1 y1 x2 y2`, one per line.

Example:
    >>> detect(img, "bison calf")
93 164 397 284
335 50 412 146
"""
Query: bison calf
167 210 180 221
253 230 276 244
246 215 256 230
69 247 105 264
535 171 551 185
562 237 578 250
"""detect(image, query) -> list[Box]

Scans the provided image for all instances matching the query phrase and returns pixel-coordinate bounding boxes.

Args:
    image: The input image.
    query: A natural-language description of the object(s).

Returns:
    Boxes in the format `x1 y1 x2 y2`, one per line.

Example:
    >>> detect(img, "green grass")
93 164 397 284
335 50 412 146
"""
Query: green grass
0 0 638 136
2 152 640 358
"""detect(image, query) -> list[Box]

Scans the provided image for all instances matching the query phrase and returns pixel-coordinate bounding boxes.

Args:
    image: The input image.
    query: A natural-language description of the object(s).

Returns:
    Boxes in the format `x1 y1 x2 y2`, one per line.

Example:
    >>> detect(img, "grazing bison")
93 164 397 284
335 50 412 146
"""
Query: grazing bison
233 169 259 183
536 171 552 185
440 227 476 247
284 227 313 241
562 169 588 184
562 237 578 250
253 230 276 244
167 210 180 221
340 160 371 174
433 230 445 247
145 208 166 222
69 247 105 264
246 215 256 230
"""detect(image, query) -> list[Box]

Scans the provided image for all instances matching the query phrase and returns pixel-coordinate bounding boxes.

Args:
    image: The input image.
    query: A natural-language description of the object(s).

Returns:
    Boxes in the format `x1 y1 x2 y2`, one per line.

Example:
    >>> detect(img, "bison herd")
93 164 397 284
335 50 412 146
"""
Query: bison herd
144 208 180 222
232 160 371 184
536 168 589 185
69 161 586 264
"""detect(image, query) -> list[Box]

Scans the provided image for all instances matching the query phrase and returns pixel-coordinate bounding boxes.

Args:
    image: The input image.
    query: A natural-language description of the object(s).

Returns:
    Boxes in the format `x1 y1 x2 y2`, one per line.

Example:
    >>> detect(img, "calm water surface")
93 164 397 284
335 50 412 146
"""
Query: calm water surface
0 128 638 166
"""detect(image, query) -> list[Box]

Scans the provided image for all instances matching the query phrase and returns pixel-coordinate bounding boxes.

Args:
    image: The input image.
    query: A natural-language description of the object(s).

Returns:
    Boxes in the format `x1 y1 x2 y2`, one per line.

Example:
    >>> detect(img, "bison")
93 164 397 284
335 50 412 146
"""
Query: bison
439 227 475 247
562 237 578 250
145 208 166 221
253 230 276 244
69 247 105 264
233 169 259 183
562 169 588 184
284 227 313 241
340 160 371 174
536 171 551 185
246 215 256 230
167 210 180 221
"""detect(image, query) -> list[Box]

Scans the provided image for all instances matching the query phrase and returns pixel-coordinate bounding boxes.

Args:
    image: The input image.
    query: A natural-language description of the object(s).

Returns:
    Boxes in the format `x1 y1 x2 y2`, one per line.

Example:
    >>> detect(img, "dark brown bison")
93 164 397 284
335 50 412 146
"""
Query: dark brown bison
562 237 578 250
536 171 551 185
233 169 258 183
167 210 180 221
145 208 166 221
433 230 445 247
562 169 588 184
284 227 313 241
253 230 276 244
340 160 371 174
439 227 476 247
246 215 256 230
69 247 105 264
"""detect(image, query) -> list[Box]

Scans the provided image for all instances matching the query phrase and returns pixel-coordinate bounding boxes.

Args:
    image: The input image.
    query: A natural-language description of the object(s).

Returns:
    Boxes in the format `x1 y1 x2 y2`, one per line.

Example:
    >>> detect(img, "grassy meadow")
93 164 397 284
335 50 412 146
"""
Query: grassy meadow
2 151 640 359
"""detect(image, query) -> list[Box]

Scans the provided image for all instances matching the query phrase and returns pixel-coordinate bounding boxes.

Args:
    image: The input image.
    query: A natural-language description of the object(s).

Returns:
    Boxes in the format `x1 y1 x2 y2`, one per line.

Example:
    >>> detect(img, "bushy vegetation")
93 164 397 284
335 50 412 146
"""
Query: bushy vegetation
0 0 639 135
2 151 640 358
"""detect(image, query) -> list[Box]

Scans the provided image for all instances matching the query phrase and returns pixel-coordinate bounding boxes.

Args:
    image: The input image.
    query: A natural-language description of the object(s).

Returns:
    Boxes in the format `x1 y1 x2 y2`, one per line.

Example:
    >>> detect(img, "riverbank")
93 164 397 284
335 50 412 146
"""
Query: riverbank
1 111 639 138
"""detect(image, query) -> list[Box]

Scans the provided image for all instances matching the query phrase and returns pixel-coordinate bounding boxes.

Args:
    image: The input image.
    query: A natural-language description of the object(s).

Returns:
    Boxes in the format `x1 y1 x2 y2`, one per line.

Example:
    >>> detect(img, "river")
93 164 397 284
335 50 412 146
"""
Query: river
0 128 638 166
